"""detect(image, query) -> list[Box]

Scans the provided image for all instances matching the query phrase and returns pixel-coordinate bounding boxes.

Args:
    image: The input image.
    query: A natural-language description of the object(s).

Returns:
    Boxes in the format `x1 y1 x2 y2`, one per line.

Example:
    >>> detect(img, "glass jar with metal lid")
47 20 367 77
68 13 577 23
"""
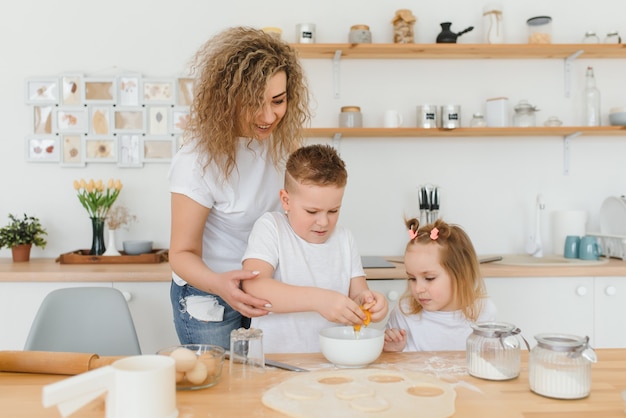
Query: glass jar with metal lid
582 31 600 43
604 30 621 44
513 100 539 127
529 334 597 399
466 322 528 381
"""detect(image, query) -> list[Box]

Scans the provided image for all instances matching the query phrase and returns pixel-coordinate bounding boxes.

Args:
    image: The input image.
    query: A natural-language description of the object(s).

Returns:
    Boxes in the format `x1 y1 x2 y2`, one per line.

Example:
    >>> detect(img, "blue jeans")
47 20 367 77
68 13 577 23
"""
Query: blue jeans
170 281 250 349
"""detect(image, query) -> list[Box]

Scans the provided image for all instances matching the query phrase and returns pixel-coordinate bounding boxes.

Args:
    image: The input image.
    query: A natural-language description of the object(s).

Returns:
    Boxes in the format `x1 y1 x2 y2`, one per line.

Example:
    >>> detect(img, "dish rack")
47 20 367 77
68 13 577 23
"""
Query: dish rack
588 233 626 260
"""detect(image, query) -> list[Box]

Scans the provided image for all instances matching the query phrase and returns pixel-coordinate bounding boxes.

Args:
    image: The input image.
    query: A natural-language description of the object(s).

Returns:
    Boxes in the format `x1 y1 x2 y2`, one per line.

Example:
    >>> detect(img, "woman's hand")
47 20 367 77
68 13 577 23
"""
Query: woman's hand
212 270 271 318
383 328 407 352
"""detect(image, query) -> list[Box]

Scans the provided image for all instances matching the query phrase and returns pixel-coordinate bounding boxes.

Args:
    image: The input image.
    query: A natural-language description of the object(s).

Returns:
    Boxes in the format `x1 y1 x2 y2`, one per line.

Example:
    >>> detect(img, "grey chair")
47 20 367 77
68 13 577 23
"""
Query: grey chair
24 287 141 356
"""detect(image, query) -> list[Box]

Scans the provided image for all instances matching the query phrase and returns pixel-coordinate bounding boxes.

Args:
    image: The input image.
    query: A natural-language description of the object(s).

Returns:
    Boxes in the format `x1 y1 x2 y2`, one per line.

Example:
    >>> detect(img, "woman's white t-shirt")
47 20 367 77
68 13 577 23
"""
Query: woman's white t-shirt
168 139 283 285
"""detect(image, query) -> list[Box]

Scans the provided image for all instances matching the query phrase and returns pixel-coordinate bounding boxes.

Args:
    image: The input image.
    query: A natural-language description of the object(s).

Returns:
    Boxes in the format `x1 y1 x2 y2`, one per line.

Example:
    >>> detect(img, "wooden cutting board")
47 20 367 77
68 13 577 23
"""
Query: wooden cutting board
262 368 455 418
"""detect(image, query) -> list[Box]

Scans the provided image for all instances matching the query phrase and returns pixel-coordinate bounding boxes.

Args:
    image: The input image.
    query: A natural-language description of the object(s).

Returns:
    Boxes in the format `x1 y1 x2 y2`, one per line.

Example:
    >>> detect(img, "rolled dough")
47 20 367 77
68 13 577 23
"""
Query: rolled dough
262 369 456 418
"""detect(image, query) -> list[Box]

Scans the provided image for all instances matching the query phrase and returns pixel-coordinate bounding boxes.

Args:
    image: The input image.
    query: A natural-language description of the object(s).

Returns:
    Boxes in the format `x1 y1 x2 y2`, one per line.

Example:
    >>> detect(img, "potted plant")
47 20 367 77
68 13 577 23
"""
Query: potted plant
0 213 48 262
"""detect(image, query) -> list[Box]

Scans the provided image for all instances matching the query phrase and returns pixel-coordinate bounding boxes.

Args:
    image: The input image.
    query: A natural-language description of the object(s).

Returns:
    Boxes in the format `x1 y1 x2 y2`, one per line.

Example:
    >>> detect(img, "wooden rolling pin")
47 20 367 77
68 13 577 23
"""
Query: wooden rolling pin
0 351 123 375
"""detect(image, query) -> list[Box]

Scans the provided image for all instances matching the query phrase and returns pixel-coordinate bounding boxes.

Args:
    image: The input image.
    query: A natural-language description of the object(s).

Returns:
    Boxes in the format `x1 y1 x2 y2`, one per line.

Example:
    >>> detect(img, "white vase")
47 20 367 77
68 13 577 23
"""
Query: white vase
103 229 121 256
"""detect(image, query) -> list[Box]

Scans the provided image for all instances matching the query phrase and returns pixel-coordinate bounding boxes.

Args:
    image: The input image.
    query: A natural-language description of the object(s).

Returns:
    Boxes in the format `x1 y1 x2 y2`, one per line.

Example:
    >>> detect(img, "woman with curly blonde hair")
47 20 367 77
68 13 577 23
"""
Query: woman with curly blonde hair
383 218 497 352
168 26 311 348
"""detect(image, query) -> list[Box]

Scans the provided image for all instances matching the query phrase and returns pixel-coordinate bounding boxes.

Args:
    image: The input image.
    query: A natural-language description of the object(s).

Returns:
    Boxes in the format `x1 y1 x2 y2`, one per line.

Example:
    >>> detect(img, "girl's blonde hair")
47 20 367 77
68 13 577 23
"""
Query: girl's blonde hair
401 218 487 321
186 26 311 179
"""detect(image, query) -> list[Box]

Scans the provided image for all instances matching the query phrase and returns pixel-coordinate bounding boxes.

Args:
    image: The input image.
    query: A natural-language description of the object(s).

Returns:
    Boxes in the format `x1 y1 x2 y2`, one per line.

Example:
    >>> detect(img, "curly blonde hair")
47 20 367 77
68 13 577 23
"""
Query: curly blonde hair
402 218 487 321
186 26 311 180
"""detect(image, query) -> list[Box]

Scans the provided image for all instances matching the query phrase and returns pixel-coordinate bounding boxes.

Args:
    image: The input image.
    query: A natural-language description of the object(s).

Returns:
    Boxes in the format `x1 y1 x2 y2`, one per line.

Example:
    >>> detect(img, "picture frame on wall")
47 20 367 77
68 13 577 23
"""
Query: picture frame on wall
118 134 142 167
113 107 145 133
60 134 85 167
25 78 60 105
142 137 176 163
147 106 169 135
117 74 141 106
141 78 174 105
176 77 194 106
32 105 54 134
85 137 116 162
89 106 113 136
55 108 88 133
25 135 60 162
60 73 83 106
170 107 190 134
83 78 116 104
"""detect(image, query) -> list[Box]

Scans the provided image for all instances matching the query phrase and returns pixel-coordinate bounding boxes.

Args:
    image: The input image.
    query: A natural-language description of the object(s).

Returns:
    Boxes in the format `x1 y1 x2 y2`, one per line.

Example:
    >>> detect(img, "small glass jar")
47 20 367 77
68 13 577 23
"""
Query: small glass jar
339 106 363 128
513 100 539 127
527 16 552 44
470 113 487 127
582 31 600 43
604 31 621 44
349 25 372 43
466 322 526 381
529 334 597 399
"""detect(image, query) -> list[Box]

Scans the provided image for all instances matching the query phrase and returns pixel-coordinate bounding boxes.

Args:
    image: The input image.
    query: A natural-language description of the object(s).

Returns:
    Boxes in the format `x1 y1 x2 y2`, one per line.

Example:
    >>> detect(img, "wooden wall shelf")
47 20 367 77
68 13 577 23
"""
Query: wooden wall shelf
303 126 626 138
294 43 626 59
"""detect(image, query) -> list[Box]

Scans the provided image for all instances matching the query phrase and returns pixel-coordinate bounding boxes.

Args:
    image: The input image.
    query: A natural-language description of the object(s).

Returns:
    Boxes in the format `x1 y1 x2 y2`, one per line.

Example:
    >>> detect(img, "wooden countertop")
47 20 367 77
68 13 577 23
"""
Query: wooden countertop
1 256 626 283
1 350 625 417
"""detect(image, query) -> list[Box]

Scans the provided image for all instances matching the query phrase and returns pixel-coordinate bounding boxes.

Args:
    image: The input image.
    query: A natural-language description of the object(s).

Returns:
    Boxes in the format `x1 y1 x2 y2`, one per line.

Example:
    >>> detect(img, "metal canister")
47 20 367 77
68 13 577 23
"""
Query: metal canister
529 334 597 399
349 25 372 43
440 105 461 129
466 322 527 381
416 105 440 128
296 23 316 44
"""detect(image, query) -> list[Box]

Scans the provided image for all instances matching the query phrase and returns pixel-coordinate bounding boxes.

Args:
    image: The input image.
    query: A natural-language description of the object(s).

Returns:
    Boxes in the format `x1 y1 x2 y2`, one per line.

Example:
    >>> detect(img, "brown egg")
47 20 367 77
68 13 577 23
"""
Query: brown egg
185 360 208 385
169 347 198 372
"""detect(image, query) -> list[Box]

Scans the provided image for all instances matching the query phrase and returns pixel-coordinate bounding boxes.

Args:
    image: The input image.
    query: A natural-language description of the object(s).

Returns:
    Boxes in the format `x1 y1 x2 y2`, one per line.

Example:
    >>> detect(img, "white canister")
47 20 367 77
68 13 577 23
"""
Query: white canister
416 105 440 128
551 210 587 256
485 97 510 127
441 105 461 129
296 23 316 44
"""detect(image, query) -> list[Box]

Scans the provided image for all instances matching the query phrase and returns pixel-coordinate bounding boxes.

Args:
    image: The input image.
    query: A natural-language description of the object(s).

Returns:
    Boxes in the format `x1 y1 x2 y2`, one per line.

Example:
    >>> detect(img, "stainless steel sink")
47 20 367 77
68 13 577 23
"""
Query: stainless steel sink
487 254 609 267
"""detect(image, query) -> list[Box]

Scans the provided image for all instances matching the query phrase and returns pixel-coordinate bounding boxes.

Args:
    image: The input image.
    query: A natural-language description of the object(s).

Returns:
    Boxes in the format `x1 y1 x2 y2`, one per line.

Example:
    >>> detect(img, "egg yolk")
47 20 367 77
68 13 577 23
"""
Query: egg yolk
353 306 372 332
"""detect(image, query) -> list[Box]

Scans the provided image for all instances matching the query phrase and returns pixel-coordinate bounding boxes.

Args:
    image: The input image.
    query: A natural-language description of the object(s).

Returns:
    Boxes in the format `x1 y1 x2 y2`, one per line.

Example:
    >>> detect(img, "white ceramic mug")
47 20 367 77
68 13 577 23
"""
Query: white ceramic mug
383 110 403 128
43 355 178 418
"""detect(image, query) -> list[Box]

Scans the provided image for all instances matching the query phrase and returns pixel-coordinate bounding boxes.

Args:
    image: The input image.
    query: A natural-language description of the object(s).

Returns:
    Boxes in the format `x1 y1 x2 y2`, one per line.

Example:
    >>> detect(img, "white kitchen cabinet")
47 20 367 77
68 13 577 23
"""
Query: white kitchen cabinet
484 277 595 347
0 282 110 351
594 276 626 348
112 282 179 354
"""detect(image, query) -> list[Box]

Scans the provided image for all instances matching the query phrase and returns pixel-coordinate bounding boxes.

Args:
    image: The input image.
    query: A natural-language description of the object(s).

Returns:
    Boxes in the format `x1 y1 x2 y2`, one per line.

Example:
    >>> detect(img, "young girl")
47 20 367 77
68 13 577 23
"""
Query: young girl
384 218 496 352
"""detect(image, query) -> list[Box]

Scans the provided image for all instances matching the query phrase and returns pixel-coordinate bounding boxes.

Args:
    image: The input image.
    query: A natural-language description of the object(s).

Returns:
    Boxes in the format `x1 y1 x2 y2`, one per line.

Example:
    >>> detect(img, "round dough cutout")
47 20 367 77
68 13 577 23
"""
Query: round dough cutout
282 384 323 400
368 374 405 383
318 376 353 385
350 396 390 412
335 384 375 400
407 385 445 397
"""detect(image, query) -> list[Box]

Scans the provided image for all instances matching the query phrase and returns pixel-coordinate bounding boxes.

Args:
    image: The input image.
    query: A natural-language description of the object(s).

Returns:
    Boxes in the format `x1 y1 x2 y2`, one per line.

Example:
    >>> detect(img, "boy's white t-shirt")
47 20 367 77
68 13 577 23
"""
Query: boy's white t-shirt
168 139 283 285
243 211 365 353
386 298 497 351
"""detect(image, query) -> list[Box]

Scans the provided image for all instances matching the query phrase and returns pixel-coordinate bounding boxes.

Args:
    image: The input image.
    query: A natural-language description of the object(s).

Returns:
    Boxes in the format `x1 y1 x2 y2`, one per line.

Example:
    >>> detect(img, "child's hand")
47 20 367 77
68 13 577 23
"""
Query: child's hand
317 292 364 325
383 328 407 352
356 290 388 324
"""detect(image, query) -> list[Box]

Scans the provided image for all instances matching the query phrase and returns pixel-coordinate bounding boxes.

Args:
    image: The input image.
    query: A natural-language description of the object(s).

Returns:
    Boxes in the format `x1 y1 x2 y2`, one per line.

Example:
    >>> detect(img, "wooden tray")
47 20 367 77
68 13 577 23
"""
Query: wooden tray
57 249 169 264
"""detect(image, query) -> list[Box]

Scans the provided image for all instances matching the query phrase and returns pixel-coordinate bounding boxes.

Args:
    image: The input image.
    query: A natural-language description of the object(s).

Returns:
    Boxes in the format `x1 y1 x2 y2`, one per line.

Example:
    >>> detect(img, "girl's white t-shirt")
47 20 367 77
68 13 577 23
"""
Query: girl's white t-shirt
387 298 497 351
168 138 283 285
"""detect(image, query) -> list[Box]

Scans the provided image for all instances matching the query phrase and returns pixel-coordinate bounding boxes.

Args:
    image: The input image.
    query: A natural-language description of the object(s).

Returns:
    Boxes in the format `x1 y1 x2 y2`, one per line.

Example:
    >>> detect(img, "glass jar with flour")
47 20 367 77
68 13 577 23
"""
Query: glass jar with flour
466 322 528 380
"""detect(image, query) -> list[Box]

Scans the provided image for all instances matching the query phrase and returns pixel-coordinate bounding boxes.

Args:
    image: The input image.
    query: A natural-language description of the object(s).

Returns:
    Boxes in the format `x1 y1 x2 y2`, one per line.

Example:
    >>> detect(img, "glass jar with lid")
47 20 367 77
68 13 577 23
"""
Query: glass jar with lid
470 113 487 127
466 322 528 381
529 334 597 399
526 16 552 44
604 30 621 44
582 31 600 43
339 106 363 128
513 100 539 127
349 25 372 43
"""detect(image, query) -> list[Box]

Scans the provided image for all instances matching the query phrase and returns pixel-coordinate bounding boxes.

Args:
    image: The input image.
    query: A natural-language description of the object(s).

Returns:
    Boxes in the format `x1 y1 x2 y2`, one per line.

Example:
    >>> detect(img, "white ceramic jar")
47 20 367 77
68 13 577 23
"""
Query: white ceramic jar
529 334 597 399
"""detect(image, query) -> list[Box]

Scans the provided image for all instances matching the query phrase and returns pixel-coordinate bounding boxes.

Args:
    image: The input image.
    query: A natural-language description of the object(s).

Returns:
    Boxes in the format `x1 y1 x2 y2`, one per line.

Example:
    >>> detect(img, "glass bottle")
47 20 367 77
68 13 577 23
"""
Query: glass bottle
583 66 601 126
529 334 597 399
582 31 600 43
466 322 526 380
604 31 621 44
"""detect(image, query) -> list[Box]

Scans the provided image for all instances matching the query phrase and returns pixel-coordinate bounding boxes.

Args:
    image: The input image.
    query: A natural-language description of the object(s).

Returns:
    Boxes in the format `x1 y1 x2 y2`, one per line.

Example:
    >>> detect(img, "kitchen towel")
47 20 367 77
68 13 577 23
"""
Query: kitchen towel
551 210 587 255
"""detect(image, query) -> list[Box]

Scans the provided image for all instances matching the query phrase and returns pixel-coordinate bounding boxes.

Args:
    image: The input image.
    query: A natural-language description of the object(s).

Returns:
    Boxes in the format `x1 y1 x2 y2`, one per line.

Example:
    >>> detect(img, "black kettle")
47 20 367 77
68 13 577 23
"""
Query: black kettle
436 22 474 43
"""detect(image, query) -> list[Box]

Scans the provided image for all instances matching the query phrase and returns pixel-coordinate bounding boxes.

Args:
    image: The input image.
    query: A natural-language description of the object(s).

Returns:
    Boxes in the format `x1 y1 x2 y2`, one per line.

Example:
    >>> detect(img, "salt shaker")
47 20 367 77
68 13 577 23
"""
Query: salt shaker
529 333 597 399
466 322 527 381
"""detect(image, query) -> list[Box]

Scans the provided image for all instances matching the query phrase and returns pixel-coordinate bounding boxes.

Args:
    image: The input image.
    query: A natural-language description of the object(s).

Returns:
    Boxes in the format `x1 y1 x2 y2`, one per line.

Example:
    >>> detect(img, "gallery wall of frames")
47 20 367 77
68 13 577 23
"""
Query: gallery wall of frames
24 74 192 167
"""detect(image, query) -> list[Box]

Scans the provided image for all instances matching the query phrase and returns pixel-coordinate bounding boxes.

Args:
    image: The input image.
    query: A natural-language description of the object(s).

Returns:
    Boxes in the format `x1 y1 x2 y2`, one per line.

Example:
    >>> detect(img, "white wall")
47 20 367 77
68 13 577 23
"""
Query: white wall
2 0 626 259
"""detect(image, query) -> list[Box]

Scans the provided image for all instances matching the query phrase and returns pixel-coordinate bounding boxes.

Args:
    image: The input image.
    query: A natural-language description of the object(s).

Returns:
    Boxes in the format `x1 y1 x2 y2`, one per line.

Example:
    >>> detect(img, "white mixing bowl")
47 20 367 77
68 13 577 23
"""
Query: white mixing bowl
319 326 384 368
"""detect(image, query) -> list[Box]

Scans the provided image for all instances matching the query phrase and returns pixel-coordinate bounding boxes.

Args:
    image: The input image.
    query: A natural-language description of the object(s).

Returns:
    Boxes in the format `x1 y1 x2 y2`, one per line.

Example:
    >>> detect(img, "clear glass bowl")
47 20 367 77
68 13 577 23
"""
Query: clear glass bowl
157 344 225 390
